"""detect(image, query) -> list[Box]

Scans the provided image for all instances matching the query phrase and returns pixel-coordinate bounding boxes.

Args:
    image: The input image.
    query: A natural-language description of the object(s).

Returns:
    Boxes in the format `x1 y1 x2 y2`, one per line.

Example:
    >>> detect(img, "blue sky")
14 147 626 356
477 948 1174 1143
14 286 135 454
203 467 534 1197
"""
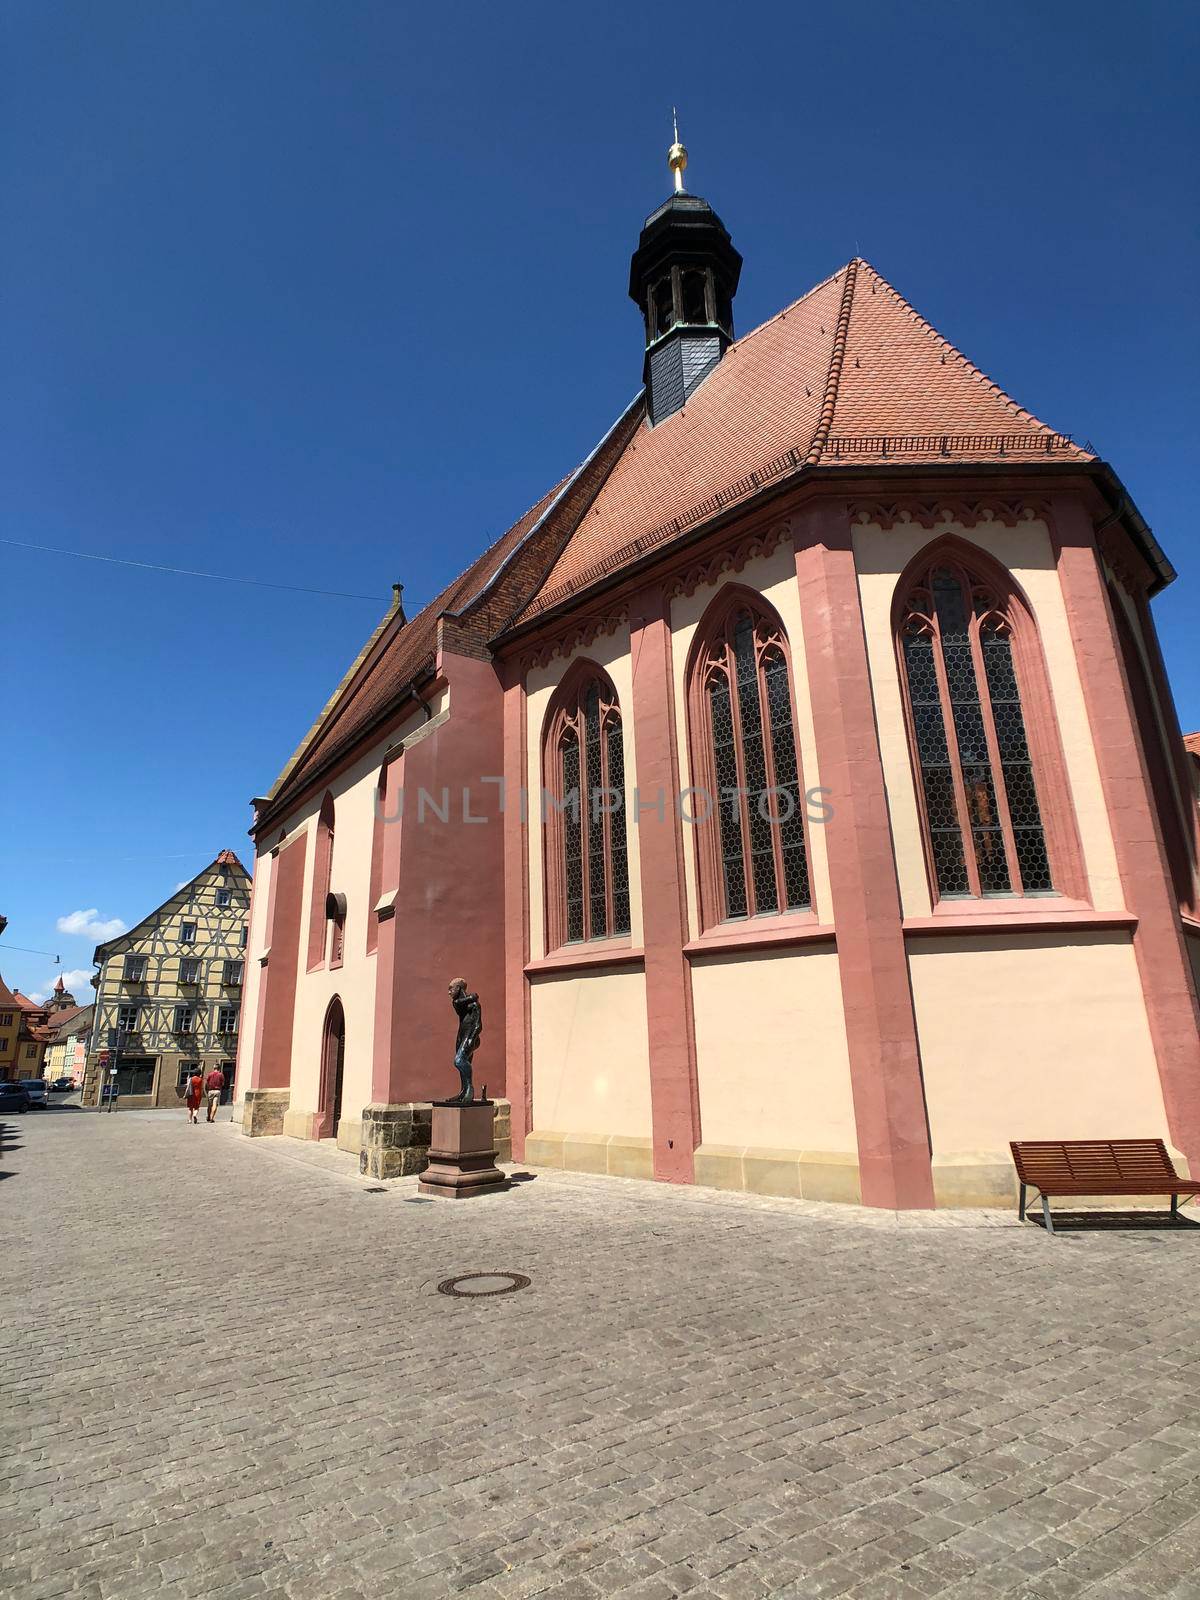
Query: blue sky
1 0 1197 999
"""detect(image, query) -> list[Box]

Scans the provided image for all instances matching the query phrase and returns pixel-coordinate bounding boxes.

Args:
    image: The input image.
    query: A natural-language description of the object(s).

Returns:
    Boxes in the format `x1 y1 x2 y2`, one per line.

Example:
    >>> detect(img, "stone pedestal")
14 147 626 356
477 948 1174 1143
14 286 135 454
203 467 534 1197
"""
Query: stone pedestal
359 1102 433 1179
419 1102 508 1199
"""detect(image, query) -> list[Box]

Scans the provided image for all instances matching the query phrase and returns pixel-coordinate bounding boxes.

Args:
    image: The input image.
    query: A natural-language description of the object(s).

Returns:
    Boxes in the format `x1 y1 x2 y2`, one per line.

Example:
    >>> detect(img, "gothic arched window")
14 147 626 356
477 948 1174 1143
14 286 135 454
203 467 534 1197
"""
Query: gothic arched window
896 549 1079 901
544 669 631 949
687 593 811 926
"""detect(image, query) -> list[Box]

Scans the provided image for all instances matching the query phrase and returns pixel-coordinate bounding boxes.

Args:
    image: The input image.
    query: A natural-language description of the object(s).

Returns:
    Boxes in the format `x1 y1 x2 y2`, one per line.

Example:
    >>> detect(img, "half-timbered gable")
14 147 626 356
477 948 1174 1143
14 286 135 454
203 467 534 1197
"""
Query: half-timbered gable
84 851 251 1107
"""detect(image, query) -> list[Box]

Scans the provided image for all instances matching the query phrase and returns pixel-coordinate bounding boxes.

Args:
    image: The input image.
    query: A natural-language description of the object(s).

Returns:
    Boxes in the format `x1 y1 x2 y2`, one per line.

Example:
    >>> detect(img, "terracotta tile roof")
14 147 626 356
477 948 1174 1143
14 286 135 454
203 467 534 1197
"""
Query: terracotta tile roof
47 1004 91 1040
255 256 1097 827
1184 732 1200 762
259 479 569 819
519 259 1089 618
11 991 44 1014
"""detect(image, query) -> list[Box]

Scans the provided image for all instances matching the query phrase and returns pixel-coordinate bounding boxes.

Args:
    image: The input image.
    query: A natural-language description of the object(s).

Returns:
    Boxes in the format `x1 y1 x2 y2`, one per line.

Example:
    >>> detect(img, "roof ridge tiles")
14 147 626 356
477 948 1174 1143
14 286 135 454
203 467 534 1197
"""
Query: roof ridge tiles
806 258 859 464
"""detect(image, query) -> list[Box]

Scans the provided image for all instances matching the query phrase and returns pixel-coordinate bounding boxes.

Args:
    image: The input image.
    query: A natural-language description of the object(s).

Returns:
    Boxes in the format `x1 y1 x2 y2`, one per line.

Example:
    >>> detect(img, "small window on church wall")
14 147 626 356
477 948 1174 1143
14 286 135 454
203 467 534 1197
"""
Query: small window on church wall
653 277 675 338
545 673 631 948
899 558 1055 899
682 270 708 324
307 794 336 971
689 598 811 926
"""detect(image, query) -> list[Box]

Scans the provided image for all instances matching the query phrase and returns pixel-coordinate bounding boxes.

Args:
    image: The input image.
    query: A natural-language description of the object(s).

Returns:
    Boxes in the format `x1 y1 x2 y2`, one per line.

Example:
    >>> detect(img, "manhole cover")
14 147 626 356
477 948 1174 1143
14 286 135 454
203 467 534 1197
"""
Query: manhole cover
437 1272 531 1299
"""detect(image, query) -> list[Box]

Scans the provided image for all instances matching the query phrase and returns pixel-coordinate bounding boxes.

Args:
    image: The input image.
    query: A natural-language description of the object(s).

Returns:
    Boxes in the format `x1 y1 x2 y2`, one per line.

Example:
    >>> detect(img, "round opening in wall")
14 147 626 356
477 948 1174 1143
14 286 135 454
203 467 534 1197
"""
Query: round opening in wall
437 1272 530 1299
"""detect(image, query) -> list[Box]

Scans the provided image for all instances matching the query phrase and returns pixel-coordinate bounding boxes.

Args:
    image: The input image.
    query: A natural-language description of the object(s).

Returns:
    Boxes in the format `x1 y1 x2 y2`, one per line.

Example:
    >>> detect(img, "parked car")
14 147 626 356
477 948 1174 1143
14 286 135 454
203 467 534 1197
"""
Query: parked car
21 1079 49 1108
0 1081 31 1113
49 1078 75 1093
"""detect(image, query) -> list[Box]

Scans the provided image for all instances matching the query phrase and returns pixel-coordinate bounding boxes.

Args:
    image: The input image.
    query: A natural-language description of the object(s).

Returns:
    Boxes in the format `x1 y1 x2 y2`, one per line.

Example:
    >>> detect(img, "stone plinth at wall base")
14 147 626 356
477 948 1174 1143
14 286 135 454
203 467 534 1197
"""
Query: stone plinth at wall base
359 1102 433 1179
516 1134 1199 1211
241 1089 290 1138
525 1131 654 1182
282 1108 321 1142
419 1102 507 1199
932 1147 1195 1211
336 1118 363 1155
695 1145 864 1205
492 1099 513 1166
931 1155 1019 1210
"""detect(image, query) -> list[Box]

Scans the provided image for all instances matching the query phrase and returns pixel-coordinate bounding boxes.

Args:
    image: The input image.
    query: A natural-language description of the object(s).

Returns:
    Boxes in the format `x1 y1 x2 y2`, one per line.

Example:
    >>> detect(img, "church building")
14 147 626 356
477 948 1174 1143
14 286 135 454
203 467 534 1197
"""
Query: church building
235 141 1200 1209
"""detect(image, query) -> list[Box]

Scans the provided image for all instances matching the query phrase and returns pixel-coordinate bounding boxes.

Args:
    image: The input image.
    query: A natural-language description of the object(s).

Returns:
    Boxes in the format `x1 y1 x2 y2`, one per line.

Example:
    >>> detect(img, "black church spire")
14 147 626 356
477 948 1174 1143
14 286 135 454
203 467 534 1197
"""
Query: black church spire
628 125 742 425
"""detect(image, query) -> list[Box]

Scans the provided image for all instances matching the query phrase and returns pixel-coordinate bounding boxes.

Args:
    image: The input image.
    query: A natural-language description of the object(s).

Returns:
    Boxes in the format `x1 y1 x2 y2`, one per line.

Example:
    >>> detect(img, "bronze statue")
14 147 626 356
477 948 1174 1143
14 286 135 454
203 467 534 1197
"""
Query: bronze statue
446 978 482 1104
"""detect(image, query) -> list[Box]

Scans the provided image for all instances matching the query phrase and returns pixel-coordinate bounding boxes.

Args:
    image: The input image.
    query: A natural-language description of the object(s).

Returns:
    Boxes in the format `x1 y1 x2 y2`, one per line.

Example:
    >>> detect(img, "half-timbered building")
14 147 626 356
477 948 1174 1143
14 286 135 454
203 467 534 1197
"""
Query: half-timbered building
84 850 251 1107
235 144 1200 1208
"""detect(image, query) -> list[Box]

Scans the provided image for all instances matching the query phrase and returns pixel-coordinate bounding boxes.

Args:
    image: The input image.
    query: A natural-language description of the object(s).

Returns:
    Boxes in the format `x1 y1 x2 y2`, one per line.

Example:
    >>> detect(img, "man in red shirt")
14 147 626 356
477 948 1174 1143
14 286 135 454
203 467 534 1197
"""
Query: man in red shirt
203 1065 225 1123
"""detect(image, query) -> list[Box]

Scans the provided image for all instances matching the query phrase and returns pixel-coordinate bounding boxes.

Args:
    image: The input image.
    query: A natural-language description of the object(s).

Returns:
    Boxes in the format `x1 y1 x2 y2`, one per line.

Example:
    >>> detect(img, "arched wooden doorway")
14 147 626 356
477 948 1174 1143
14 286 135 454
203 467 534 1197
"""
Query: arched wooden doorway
318 996 346 1140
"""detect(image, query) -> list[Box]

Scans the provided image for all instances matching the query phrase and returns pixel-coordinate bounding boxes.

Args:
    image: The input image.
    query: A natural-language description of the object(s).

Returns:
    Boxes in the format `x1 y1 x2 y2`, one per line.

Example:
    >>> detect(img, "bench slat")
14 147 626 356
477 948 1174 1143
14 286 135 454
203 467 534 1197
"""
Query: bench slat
1010 1138 1194 1196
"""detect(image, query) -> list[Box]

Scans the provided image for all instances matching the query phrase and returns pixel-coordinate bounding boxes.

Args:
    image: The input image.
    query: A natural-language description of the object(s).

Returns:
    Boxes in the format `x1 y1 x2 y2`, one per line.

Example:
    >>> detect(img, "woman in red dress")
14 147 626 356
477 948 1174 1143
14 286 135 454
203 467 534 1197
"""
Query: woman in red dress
185 1069 204 1125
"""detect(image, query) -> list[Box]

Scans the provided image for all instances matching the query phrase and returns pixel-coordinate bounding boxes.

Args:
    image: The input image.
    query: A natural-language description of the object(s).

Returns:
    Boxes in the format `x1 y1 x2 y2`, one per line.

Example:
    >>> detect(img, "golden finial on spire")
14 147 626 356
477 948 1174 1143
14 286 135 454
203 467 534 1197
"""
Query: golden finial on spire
667 107 687 193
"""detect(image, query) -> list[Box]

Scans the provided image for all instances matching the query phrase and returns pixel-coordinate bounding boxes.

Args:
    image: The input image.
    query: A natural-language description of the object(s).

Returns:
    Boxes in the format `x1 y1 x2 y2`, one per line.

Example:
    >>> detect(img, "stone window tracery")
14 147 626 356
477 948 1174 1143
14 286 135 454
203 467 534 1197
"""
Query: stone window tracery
688 593 811 926
898 553 1064 901
544 669 631 948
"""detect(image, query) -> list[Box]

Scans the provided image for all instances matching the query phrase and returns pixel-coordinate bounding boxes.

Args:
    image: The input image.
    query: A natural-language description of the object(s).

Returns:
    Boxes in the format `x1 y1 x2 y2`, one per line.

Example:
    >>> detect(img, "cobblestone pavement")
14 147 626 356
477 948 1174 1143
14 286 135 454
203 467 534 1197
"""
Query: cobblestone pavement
4 1109 1200 1600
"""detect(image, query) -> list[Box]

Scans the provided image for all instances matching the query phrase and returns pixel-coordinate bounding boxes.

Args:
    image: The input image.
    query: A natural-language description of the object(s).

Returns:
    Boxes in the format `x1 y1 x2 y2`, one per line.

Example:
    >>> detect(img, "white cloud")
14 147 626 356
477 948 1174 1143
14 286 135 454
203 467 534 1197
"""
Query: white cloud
29 968 93 1005
56 909 127 941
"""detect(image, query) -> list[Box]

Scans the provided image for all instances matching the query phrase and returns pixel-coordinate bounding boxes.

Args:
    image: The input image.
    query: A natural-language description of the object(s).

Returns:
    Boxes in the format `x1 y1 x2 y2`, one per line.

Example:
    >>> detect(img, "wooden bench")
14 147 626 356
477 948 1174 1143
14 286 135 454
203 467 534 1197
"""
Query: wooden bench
1009 1139 1200 1233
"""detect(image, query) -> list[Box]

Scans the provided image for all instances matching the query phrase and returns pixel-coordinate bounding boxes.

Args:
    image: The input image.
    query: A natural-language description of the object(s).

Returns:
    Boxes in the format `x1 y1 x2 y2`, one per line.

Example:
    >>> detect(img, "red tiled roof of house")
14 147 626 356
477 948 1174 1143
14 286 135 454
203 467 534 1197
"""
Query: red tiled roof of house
47 1004 90 1039
1184 732 1200 761
11 991 45 1013
519 259 1089 618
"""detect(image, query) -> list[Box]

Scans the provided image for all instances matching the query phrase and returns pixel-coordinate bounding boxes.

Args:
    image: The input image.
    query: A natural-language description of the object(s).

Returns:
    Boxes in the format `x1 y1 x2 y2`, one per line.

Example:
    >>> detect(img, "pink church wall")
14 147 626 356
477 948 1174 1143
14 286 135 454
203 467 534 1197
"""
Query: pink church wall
371 651 507 1106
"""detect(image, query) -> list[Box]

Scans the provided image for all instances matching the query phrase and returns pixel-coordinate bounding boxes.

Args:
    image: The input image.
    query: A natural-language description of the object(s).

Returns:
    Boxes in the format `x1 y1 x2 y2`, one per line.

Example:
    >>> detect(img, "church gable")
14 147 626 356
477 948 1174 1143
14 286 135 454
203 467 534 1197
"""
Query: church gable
512 258 1090 627
823 259 1088 459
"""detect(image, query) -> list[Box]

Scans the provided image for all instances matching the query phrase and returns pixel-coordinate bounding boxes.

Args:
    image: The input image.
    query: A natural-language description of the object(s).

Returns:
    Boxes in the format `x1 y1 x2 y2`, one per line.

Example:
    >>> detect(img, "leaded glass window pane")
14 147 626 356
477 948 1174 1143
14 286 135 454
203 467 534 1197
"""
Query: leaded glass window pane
606 720 631 936
708 670 747 919
901 560 1055 901
584 686 607 938
700 608 809 923
733 615 778 915
981 624 1052 891
903 632 969 896
561 735 584 942
762 648 810 909
553 679 632 946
